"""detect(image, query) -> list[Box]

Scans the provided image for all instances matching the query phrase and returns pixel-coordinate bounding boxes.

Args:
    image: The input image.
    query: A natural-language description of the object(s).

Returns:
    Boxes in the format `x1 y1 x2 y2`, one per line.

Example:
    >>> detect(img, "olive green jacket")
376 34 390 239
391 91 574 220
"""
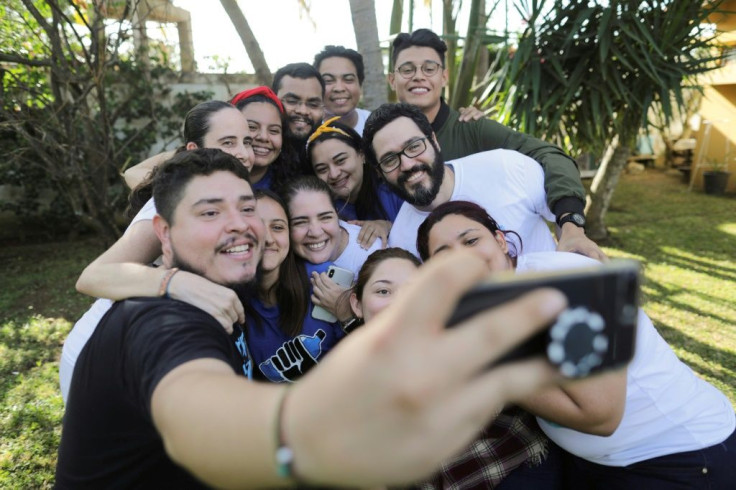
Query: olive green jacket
433 100 585 218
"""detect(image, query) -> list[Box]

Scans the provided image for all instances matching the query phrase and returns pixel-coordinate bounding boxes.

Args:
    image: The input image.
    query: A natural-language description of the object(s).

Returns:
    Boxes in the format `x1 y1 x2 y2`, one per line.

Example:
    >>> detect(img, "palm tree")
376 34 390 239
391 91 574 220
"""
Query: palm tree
220 0 271 86
349 0 388 109
484 0 723 239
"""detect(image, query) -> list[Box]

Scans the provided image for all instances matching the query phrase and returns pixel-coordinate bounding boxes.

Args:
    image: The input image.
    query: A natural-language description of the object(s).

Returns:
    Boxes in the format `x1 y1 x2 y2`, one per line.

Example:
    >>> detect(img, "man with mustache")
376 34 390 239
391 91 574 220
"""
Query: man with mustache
364 103 558 259
388 28 605 260
273 62 325 174
56 147 567 488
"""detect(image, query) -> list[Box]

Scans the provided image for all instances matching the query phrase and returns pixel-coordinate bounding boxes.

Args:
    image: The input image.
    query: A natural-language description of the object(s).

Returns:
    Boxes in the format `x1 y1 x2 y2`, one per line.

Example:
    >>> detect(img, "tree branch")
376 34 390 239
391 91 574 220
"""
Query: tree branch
0 52 51 67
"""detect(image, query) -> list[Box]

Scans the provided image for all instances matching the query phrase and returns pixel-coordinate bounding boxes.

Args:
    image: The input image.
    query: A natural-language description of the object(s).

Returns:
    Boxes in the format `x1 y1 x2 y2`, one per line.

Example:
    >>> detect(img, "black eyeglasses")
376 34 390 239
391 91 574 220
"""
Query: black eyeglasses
377 138 428 173
394 61 443 79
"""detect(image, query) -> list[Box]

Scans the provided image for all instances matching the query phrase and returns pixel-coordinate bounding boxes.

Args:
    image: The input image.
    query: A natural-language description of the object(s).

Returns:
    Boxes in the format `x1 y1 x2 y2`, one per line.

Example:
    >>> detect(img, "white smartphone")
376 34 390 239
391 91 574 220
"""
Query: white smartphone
312 265 355 323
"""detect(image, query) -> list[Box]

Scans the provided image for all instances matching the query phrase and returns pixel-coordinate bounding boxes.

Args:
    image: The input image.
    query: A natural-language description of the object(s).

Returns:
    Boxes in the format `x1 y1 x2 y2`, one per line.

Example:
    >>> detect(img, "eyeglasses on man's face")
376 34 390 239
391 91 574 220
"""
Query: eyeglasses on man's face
394 60 443 79
377 137 428 173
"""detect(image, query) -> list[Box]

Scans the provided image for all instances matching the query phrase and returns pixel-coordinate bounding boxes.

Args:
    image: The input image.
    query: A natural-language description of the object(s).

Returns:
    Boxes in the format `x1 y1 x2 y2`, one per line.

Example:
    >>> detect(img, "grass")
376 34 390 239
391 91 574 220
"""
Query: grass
1 169 735 487
599 169 736 401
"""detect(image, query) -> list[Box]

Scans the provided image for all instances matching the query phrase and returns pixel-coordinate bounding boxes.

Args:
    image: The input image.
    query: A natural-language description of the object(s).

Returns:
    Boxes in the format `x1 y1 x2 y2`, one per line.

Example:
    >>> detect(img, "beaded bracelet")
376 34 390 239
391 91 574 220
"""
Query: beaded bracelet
158 267 179 298
274 386 298 480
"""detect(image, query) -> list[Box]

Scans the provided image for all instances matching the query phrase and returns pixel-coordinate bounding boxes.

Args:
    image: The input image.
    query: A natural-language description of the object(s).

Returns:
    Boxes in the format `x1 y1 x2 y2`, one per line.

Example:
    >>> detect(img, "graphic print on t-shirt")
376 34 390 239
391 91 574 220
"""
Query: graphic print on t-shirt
259 330 327 382
233 329 251 378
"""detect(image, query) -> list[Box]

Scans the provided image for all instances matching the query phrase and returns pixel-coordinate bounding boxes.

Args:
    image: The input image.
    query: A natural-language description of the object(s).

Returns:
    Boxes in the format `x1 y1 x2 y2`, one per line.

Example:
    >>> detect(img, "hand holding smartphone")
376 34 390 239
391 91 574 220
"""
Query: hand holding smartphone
312 265 355 323
447 259 640 378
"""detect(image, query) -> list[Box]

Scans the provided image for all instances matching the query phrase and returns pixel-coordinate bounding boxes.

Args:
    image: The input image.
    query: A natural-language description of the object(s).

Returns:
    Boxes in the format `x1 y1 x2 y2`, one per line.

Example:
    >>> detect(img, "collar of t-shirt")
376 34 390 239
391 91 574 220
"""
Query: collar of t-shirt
431 98 451 133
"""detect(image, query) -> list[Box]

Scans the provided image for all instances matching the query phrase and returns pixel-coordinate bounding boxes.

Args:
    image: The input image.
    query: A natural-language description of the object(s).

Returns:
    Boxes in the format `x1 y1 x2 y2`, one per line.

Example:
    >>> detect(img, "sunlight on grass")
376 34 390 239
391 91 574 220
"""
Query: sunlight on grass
717 222 736 237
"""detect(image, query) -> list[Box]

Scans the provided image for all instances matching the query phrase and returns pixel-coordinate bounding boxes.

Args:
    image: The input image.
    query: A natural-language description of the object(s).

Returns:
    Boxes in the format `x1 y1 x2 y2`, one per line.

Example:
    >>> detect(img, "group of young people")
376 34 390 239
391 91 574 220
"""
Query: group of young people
55 28 735 488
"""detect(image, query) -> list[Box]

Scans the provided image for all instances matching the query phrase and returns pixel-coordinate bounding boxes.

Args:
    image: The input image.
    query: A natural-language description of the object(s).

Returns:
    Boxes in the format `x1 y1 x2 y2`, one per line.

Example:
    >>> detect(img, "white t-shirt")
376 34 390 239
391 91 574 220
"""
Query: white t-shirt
353 108 371 136
519 252 736 467
333 220 382 275
388 149 556 258
59 198 158 403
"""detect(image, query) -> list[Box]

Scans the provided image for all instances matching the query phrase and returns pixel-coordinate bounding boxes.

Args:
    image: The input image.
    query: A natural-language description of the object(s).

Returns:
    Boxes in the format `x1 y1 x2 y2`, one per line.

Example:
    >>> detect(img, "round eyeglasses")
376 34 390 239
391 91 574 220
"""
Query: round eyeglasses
394 61 443 79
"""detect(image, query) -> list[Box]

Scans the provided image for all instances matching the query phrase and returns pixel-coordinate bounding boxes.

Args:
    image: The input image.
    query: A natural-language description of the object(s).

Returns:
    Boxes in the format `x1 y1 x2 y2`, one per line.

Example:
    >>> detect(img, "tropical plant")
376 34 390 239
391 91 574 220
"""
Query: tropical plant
480 0 724 239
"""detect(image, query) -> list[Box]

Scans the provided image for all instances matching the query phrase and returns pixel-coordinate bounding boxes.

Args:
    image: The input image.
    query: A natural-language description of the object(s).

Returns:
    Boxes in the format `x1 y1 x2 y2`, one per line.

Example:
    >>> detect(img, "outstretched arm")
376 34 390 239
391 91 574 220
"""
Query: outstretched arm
518 367 627 436
151 252 567 488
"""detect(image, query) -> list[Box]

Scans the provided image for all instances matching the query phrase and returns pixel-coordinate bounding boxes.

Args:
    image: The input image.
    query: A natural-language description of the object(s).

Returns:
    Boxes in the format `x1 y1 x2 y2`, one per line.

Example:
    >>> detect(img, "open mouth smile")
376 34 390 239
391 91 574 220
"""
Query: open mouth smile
306 240 328 251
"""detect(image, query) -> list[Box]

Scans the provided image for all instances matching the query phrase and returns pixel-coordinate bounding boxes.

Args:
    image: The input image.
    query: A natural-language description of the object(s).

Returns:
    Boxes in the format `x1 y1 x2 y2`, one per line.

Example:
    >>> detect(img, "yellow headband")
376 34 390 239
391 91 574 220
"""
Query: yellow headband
306 116 352 151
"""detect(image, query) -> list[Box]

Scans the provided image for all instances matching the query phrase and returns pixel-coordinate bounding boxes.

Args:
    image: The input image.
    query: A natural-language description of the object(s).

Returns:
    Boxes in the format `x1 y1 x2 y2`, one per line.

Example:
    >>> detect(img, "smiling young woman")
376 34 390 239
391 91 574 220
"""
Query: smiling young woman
230 86 301 194
282 176 383 323
416 200 736 490
306 118 404 248
243 189 346 383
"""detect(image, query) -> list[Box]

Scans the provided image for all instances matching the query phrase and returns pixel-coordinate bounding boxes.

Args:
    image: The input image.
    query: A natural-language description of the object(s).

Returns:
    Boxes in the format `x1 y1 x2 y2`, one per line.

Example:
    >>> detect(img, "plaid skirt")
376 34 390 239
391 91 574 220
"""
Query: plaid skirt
413 407 549 490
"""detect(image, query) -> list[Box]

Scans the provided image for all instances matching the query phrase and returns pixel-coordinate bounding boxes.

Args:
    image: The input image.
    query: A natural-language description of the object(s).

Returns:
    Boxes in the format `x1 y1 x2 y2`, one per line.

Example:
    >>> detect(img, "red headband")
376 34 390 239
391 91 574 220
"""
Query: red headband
230 86 285 114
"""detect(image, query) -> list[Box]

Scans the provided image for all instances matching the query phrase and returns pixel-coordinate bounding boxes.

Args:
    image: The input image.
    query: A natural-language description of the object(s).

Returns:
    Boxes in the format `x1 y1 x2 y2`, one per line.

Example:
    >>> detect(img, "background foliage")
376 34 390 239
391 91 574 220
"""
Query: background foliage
0 0 210 242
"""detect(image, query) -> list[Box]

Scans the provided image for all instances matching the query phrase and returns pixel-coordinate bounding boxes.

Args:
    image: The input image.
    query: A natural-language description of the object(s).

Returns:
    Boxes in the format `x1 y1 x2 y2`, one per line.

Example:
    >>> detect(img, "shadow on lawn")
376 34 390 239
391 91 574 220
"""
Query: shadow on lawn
643 279 735 328
652 317 736 379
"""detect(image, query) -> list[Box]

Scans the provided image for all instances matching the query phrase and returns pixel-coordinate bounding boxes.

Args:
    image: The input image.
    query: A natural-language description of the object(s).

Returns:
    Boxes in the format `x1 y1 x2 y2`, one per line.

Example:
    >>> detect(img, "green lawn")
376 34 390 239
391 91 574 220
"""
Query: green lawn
1 168 735 488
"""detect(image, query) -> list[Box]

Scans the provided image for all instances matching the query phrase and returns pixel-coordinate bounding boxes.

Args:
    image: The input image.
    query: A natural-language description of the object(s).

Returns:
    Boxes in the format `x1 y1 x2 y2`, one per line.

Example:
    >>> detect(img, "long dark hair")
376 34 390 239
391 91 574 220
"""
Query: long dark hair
252 189 309 337
416 200 523 261
231 89 301 194
307 119 389 220
127 100 238 218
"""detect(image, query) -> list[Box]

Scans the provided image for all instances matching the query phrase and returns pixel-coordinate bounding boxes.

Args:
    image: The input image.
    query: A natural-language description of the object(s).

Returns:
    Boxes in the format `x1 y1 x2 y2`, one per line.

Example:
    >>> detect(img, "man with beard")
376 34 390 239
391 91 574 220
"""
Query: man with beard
56 148 568 488
363 103 557 258
272 62 324 173
389 28 605 260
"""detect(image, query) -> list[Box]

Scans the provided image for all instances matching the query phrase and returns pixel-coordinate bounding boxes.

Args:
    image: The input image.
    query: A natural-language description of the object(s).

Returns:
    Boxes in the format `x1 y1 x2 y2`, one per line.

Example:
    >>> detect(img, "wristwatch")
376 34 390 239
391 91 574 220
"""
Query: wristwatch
557 213 586 228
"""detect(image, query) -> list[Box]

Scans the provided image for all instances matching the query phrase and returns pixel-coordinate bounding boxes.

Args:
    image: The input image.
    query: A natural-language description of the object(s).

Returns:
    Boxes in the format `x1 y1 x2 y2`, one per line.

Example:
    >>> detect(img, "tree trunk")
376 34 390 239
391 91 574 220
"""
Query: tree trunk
349 0 388 109
387 0 404 102
585 135 631 240
220 0 272 86
442 0 458 102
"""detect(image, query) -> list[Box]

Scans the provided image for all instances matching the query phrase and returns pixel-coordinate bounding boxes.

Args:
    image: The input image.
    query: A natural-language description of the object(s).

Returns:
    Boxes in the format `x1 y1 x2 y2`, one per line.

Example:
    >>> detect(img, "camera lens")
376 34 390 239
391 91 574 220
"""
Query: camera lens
328 269 334 277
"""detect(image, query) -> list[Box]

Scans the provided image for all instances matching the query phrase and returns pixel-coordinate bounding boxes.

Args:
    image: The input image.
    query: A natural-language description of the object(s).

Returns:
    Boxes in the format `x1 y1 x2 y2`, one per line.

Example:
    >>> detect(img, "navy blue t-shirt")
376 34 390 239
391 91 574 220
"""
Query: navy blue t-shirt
246 296 345 383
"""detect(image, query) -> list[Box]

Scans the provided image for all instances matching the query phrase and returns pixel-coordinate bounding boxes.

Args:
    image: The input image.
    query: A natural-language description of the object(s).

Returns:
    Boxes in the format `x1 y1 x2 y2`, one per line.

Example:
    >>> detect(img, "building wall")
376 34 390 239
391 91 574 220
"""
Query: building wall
693 5 736 192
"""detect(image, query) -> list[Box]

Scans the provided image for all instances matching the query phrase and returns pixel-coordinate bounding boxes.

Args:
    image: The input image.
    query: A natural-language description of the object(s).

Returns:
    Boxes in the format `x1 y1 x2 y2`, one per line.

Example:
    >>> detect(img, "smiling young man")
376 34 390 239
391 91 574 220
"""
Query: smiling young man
314 45 372 134
272 62 325 174
272 62 325 142
389 29 604 260
56 149 265 487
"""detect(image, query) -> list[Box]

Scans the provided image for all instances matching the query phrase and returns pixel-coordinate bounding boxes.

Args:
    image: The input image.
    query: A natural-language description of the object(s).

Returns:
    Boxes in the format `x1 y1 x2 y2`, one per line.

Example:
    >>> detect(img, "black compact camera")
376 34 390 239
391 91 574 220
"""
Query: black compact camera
447 259 640 378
